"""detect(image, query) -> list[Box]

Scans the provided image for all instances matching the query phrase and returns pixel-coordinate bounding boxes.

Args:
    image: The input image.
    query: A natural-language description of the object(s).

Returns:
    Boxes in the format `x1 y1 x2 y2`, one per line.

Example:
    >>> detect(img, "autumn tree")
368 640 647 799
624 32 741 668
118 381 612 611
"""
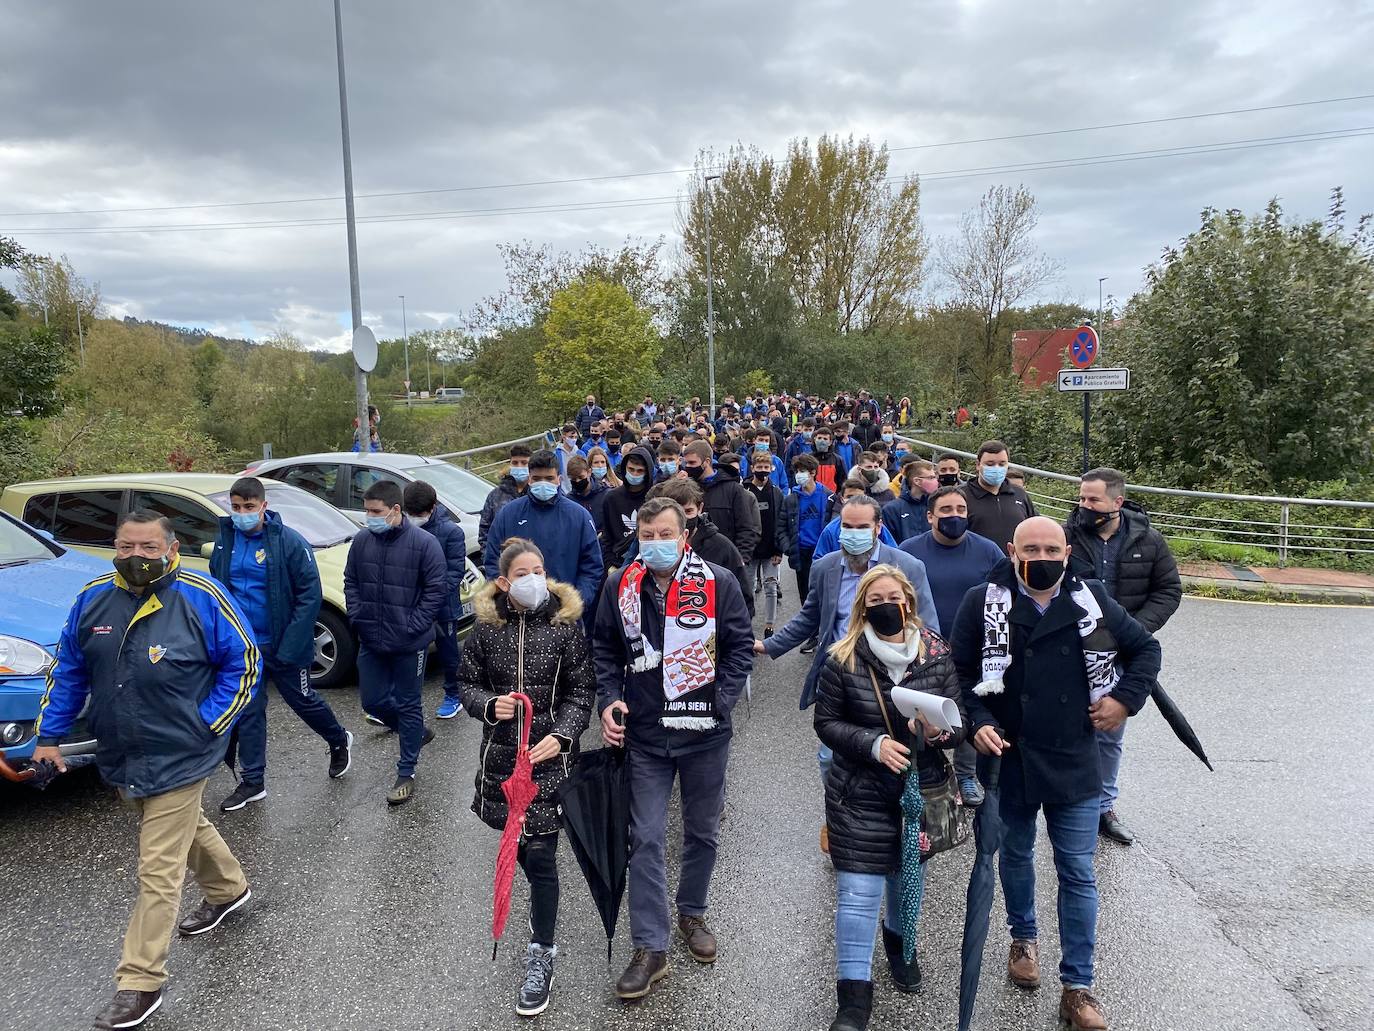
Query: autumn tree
16 253 102 353
536 280 662 413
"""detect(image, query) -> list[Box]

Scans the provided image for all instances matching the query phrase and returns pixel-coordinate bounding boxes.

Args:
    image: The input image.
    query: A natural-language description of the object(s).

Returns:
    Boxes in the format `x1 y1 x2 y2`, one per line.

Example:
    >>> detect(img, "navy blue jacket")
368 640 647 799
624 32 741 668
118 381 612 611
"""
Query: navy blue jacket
949 562 1162 806
881 491 930 546
484 493 604 608
344 518 448 654
592 557 754 757
209 510 322 670
417 506 468 623
38 560 261 798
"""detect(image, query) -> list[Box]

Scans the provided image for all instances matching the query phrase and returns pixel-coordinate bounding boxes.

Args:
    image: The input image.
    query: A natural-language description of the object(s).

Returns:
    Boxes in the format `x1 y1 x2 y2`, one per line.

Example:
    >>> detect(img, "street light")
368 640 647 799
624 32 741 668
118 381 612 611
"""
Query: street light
399 294 411 407
703 174 722 421
1097 277 1108 339
333 0 370 442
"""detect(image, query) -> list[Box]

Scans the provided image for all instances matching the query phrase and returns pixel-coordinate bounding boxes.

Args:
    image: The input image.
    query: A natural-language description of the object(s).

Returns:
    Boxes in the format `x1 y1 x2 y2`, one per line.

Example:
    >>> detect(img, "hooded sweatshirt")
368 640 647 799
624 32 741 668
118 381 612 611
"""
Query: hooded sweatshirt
601 444 656 569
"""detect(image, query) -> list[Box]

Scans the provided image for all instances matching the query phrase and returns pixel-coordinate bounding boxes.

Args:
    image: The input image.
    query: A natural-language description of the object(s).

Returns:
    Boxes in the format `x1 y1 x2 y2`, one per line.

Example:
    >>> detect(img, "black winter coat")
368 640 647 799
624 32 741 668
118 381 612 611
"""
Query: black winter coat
701 464 760 563
343 519 448 653
602 445 657 568
417 506 467 623
950 563 1162 806
457 580 595 836
814 629 965 875
743 479 789 560
479 475 524 553
1065 502 1182 632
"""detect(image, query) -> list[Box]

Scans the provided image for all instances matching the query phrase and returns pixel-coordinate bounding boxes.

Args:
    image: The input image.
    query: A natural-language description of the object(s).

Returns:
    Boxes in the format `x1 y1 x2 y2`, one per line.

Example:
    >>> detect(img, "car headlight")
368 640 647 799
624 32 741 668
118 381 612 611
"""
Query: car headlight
0 636 55 677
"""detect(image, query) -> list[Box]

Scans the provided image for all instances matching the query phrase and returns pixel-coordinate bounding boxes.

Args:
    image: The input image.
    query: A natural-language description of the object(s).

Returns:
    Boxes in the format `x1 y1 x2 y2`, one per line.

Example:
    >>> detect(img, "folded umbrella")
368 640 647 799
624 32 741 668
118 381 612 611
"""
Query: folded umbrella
898 769 926 964
555 742 631 962
491 692 538 960
1150 682 1213 771
958 754 1004 1031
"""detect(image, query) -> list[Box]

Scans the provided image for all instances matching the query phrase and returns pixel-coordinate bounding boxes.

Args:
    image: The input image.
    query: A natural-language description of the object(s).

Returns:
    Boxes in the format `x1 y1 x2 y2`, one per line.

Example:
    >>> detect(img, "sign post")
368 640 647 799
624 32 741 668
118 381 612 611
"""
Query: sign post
1066 325 1100 474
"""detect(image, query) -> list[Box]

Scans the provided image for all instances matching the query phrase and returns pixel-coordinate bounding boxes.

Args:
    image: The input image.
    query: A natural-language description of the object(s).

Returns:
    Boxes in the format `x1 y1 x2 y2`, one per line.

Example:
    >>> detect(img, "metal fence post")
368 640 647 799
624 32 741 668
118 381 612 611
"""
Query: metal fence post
1278 503 1289 567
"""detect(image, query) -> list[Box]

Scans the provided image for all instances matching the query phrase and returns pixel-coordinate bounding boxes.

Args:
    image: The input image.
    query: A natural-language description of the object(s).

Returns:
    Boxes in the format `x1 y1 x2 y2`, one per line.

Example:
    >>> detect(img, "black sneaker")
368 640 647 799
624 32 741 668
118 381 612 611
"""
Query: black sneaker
764 626 774 640
328 730 354 779
801 637 819 654
220 781 266 812
177 886 251 936
516 942 556 1017
421 725 436 747
387 776 416 806
93 988 163 1029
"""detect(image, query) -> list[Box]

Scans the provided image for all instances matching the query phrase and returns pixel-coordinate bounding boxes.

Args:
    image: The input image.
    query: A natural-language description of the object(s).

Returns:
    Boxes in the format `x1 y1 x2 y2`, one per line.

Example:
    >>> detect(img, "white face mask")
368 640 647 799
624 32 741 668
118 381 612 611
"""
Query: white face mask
508 573 549 610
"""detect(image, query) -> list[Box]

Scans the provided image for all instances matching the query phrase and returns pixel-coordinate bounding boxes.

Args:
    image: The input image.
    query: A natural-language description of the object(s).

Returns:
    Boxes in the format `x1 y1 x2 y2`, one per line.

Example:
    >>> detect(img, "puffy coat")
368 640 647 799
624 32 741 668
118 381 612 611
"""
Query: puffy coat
457 580 595 836
417 506 468 623
37 560 261 798
814 629 965 875
343 518 448 653
1065 501 1182 632
209 509 321 669
701 463 760 563
484 493 604 608
478 475 525 553
881 491 930 547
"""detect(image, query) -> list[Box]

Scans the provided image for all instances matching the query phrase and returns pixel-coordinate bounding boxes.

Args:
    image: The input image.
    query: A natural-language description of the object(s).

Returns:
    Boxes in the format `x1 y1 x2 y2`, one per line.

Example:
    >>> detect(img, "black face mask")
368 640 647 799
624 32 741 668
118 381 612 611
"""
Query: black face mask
1017 557 1066 592
685 465 705 481
937 473 960 487
936 515 968 539
570 477 590 492
1075 505 1115 529
867 601 907 637
753 471 770 483
686 515 701 532
115 552 172 588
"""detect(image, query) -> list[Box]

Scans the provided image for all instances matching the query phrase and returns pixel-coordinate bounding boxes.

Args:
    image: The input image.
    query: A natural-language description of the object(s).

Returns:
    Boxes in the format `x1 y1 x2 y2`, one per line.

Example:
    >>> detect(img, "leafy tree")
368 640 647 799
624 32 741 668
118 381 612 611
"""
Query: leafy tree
0 236 27 270
536 280 662 413
938 185 1061 401
69 319 194 423
1098 193 1374 489
0 323 68 417
191 338 224 407
16 254 101 352
0 285 20 321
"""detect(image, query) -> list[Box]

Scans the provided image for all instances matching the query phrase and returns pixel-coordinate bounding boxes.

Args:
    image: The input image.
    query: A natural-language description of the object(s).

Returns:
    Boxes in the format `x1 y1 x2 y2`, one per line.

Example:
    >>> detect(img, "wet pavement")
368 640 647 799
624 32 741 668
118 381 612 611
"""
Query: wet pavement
3 594 1370 1031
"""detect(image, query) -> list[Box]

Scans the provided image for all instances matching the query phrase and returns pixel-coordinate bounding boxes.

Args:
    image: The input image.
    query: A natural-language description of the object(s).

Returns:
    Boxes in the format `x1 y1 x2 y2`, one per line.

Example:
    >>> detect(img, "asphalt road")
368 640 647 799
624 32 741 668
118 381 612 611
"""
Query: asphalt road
3 594 1370 1031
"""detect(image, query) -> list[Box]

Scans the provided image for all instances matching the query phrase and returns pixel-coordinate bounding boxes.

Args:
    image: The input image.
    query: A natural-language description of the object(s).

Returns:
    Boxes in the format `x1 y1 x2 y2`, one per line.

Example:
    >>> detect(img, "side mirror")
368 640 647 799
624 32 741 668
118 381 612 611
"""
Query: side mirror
201 542 215 559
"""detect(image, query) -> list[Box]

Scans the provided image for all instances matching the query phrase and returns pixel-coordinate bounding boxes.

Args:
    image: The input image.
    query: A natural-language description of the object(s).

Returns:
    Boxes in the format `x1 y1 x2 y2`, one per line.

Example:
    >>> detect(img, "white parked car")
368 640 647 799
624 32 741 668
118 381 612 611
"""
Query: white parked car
246 452 491 557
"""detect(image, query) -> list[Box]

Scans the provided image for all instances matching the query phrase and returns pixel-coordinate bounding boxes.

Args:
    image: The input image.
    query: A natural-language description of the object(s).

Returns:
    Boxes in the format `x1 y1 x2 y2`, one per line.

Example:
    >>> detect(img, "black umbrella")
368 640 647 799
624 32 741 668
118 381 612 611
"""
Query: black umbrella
958 754 1004 1031
1150 682 1213 771
555 744 631 963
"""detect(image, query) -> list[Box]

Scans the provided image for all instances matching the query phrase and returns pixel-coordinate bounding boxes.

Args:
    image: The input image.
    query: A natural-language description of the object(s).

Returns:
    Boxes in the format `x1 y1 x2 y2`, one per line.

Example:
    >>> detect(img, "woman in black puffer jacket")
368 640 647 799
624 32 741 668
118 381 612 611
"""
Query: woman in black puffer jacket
813 564 966 1031
457 537 594 1017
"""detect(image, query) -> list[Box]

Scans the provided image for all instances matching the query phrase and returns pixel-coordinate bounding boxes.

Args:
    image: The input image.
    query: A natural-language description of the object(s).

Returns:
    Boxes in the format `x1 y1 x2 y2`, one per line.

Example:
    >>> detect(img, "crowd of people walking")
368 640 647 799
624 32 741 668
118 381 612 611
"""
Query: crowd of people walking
32 387 1182 1031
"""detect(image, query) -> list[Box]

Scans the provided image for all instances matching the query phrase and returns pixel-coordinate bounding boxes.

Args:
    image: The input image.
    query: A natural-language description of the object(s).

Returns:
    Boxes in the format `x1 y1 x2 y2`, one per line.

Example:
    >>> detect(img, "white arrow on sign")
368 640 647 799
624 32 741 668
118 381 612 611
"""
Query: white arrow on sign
1057 367 1130 392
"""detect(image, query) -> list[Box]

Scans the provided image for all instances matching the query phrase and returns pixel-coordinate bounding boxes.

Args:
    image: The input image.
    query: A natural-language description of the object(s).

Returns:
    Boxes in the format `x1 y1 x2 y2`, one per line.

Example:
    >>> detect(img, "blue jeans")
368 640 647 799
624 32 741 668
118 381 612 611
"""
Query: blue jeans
236 660 348 786
433 620 464 702
999 795 1099 988
357 646 427 778
1097 724 1125 813
834 870 904 980
818 743 833 786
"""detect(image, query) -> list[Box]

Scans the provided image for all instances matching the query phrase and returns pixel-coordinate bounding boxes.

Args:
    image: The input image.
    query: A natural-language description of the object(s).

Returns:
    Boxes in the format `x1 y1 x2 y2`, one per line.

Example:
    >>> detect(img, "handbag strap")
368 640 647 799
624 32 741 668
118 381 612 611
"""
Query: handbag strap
867 668 897 740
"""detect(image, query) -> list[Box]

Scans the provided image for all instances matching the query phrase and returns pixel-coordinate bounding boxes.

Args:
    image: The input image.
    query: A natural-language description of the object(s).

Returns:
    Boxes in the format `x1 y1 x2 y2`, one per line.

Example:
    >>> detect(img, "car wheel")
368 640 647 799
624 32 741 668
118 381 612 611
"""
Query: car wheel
311 608 356 690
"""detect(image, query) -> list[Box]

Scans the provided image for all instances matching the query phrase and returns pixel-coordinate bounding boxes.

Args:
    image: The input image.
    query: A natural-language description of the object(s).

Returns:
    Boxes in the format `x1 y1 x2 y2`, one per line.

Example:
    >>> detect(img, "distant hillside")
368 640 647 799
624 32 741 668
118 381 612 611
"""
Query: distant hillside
117 317 337 362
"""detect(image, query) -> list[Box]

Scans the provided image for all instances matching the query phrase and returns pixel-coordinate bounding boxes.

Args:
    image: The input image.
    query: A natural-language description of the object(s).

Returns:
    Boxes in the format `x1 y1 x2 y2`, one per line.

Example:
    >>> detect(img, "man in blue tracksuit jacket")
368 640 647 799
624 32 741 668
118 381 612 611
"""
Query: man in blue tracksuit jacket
403 481 469 721
344 479 448 806
209 477 353 813
484 448 604 609
33 509 261 1029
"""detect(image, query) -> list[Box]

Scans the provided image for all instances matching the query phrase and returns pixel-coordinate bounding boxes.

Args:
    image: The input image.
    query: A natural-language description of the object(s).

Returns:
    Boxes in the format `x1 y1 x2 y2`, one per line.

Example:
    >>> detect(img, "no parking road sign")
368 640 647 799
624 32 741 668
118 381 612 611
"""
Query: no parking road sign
1069 326 1099 369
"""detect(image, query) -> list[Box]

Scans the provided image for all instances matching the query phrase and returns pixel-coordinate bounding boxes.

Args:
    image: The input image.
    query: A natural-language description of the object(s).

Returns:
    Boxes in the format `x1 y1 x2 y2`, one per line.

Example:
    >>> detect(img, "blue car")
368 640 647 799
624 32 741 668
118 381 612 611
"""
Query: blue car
0 510 108 784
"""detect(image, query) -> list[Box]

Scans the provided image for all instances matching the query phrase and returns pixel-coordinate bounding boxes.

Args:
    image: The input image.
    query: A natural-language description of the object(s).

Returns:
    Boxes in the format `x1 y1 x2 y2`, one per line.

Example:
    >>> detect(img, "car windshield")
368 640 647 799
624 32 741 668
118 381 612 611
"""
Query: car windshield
207 486 357 548
0 516 54 566
401 462 490 513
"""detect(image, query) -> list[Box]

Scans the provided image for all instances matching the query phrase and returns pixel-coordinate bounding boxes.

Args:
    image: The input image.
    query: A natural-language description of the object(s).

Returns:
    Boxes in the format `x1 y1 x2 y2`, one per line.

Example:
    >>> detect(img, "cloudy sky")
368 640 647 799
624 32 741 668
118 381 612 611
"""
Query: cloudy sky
2 0 1371 351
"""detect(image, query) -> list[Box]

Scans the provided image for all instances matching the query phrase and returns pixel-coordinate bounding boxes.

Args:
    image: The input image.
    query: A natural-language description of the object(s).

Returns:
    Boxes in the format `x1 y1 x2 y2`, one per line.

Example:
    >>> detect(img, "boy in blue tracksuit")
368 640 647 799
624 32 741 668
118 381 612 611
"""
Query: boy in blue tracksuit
483 449 604 610
781 454 831 608
403 480 469 720
210 477 353 813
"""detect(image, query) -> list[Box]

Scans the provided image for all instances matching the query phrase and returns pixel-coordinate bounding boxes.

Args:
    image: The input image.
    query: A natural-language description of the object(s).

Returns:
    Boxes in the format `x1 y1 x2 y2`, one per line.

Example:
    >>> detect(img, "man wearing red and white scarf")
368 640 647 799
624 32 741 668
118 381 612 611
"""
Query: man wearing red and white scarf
593 497 755 1003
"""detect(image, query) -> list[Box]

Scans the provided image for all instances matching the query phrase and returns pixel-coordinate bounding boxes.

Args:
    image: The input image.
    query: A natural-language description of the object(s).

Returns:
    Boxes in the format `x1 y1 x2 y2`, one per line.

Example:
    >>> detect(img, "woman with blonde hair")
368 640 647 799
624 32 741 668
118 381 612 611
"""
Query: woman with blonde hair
585 445 622 489
813 564 965 1031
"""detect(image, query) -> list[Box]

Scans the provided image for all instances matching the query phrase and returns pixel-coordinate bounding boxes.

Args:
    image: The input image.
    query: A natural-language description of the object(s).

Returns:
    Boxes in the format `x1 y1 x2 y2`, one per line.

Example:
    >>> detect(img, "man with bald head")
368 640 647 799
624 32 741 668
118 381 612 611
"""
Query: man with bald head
949 516 1161 1031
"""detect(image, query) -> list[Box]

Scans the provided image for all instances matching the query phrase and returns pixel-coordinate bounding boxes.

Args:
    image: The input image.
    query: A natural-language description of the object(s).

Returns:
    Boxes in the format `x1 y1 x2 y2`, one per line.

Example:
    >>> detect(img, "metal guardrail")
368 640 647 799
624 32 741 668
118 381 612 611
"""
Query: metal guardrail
432 429 557 484
898 436 1374 567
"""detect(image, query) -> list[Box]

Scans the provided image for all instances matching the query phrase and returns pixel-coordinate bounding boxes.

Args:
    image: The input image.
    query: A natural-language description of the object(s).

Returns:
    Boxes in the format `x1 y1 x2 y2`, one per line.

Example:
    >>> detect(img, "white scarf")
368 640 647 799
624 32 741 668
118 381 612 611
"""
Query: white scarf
863 626 921 685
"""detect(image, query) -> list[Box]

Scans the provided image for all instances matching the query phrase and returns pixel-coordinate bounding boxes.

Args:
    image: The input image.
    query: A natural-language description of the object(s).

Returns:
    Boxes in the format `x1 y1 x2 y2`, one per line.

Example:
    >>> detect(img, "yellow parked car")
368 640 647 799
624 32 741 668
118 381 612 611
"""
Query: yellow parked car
0 474 483 690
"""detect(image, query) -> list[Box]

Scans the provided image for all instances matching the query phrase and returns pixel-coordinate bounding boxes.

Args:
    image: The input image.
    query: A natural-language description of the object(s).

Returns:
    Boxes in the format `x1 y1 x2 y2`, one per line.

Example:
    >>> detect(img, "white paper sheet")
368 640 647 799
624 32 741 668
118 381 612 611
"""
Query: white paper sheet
891 686 962 734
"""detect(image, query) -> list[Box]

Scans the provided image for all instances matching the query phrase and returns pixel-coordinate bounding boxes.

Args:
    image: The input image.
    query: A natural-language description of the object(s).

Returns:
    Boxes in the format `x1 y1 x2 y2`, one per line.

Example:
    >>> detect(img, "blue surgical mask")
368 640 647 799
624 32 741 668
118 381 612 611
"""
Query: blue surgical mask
881 433 894 444
365 515 392 532
626 471 645 486
510 465 529 482
802 430 814 441
592 465 607 480
231 512 262 532
981 465 1007 487
838 527 875 555
640 539 681 572
529 481 559 503
894 449 908 462
659 460 678 476
754 442 770 453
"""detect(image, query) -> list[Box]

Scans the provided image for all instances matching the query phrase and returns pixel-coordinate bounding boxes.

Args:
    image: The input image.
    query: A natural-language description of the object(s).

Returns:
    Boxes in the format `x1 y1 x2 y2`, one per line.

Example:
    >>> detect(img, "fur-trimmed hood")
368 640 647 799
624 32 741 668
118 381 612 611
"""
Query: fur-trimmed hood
472 577 584 626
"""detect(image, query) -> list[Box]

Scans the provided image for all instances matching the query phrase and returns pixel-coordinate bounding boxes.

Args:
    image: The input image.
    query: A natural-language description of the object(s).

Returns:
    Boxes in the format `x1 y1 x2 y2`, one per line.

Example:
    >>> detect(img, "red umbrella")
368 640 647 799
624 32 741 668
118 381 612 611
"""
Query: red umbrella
491 691 538 959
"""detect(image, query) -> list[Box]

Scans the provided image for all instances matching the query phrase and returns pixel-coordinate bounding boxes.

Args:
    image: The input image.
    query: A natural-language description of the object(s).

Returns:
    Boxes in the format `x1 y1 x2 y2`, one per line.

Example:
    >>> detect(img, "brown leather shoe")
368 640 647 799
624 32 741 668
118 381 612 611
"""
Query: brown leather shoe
820 823 830 854
678 913 718 963
1008 938 1040 988
1060 987 1108 1030
615 948 669 1000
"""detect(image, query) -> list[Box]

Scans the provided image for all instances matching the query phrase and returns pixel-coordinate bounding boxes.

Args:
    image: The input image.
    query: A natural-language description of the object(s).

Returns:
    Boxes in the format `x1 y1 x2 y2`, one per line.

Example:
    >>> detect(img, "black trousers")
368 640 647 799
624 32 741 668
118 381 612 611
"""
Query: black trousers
795 550 814 607
517 832 560 947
